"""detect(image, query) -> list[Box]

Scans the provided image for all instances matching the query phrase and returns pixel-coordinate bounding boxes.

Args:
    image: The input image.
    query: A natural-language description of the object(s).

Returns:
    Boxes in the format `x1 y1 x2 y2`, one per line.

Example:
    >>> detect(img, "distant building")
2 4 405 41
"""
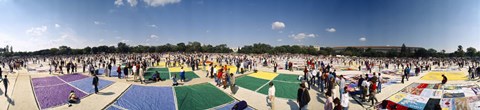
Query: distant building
331 46 422 53
231 47 239 52
313 46 321 51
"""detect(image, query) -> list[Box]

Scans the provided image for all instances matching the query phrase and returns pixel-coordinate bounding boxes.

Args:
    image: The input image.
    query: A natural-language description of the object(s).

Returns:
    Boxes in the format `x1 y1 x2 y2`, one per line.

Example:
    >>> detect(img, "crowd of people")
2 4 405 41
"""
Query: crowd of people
1 53 479 109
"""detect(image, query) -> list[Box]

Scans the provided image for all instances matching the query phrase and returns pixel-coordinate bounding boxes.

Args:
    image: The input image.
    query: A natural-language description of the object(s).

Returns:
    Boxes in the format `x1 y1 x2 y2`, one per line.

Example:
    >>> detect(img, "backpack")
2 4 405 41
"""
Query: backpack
232 100 248 110
305 89 311 104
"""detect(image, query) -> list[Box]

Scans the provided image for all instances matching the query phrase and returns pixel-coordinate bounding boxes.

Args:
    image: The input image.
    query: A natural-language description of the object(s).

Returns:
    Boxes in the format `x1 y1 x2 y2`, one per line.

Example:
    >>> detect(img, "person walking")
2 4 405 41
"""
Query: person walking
92 74 99 94
297 83 310 110
268 82 276 110
2 75 9 96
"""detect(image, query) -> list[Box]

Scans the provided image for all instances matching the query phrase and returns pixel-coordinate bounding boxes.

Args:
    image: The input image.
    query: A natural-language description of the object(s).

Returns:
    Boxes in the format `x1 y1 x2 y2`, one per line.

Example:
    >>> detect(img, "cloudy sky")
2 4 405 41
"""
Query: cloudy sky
0 0 479 52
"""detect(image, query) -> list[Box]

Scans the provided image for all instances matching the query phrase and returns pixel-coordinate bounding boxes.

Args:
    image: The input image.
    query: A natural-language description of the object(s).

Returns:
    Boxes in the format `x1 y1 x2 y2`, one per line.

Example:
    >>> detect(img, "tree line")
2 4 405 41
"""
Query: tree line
2 42 232 57
1 42 480 58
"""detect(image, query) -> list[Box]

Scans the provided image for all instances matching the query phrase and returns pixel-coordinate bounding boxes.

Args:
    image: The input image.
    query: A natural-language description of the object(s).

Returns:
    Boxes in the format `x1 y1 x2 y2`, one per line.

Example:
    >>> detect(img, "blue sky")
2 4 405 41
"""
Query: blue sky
0 0 479 52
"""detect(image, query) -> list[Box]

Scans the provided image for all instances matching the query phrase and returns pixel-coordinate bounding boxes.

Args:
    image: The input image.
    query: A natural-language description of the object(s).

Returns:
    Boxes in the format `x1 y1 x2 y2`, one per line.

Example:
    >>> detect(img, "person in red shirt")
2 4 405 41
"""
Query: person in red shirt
369 80 378 106
217 69 223 87
117 66 122 79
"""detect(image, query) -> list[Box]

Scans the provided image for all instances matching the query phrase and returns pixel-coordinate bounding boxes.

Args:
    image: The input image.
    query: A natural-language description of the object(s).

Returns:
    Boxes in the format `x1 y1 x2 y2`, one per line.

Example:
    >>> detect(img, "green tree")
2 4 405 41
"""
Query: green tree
466 47 476 57
176 43 186 52
117 42 130 53
455 45 465 57
83 47 92 54
414 48 428 58
400 44 409 57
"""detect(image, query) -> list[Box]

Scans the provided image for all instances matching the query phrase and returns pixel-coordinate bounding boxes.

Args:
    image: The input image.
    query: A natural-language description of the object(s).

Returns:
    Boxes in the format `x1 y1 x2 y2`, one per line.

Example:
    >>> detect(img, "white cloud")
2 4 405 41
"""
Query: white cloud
94 21 104 25
150 34 159 39
272 21 285 30
99 39 104 42
149 24 157 28
26 26 48 36
143 0 181 7
359 37 367 42
55 24 61 28
127 0 138 7
277 39 283 42
289 33 316 41
121 39 130 43
325 27 336 32
114 0 124 6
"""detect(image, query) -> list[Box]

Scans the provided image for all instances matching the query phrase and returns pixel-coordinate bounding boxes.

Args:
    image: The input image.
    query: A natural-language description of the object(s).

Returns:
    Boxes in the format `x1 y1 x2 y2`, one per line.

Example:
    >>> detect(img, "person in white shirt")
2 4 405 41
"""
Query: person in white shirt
139 67 145 84
132 65 137 81
268 82 276 110
341 87 349 110
364 79 370 96
361 77 368 101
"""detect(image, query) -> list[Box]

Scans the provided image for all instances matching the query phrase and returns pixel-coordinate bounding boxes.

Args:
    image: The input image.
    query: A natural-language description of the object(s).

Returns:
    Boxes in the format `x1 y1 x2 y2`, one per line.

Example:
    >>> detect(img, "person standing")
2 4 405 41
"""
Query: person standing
319 71 325 93
139 67 145 84
358 75 365 101
117 66 122 79
107 63 112 77
268 82 276 110
273 62 277 73
3 75 9 96
230 73 236 94
132 64 138 81
303 66 308 80
0 67 2 79
123 65 129 80
82 63 86 73
377 73 382 93
325 91 333 110
338 75 346 99
92 74 99 94
341 87 349 110
180 67 186 82
297 83 310 110
369 80 378 107
405 66 410 81
361 75 368 102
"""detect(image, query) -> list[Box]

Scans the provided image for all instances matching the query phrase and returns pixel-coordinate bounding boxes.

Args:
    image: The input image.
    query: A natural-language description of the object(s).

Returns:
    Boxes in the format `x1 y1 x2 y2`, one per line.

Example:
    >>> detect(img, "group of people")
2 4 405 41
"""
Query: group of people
2 52 480 110
0 67 10 97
